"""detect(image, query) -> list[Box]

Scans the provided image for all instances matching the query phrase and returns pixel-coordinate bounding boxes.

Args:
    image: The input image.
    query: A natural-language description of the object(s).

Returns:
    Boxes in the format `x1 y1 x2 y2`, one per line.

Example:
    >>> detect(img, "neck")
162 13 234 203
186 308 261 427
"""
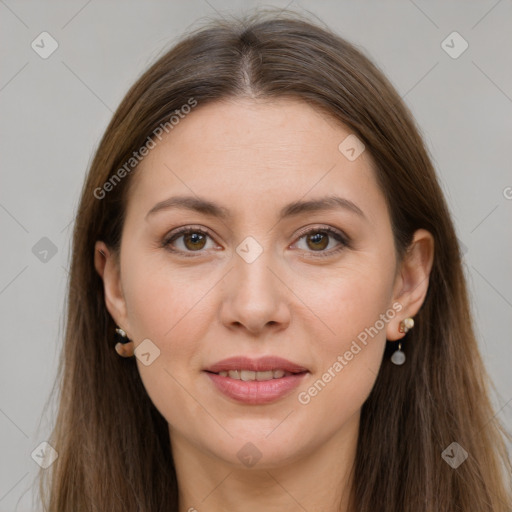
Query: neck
170 412 359 512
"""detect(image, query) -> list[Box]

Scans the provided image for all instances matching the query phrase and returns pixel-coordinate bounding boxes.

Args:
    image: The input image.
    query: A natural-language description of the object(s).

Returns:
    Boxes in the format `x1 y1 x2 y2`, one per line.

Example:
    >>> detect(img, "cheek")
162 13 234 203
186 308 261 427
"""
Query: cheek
306 258 395 347
122 249 212 341
120 256 214 420
294 262 395 414
120 252 224 413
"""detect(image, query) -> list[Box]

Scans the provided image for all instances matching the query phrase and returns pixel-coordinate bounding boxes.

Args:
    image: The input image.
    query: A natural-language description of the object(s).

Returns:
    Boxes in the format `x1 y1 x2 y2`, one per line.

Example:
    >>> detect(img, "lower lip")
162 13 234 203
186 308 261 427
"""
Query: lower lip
205 371 308 405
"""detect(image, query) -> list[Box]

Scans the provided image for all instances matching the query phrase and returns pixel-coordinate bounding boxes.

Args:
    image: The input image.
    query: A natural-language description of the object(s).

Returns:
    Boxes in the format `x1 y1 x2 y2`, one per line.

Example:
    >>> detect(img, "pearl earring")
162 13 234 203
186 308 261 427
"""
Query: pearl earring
391 317 414 365
398 317 414 333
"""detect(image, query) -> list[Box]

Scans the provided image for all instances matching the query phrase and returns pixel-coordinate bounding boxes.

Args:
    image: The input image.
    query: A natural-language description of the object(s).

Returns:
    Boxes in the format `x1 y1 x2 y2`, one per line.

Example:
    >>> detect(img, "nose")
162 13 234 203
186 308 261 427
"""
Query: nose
219 247 291 336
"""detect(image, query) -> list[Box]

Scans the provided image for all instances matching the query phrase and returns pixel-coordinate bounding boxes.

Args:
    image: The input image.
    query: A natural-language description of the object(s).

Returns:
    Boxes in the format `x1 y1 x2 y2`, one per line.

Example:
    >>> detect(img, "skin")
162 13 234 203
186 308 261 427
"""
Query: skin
95 97 434 512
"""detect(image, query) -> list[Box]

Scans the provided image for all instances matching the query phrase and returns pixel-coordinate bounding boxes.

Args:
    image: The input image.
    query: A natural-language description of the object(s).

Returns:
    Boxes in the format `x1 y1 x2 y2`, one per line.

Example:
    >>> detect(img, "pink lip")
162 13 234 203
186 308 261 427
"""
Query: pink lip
204 356 308 373
205 371 308 405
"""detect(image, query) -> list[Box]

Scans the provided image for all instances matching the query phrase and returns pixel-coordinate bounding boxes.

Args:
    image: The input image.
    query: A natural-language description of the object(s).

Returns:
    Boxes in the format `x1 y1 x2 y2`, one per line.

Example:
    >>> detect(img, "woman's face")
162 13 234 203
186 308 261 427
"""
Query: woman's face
100 97 406 468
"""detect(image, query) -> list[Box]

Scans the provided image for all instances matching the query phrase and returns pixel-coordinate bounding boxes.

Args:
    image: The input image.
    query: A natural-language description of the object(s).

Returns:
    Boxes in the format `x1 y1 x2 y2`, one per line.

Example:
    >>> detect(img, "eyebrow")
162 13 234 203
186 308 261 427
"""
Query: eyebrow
145 194 366 221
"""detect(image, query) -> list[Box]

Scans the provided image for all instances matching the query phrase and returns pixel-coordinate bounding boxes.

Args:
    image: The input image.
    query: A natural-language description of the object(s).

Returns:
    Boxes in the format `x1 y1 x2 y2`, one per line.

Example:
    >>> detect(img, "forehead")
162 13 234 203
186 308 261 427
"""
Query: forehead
126 97 385 224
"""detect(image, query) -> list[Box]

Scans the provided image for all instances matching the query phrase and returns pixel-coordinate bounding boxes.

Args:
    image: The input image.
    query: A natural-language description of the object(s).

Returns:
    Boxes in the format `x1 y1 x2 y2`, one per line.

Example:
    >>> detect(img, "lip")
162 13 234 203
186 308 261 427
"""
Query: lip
204 356 308 374
205 371 308 405
204 356 309 405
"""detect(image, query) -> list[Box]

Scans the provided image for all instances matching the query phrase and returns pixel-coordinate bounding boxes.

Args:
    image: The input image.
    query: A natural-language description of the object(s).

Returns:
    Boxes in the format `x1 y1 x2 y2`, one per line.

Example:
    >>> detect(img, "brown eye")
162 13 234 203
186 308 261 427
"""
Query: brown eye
182 232 207 251
305 232 330 251
294 226 349 257
163 227 216 256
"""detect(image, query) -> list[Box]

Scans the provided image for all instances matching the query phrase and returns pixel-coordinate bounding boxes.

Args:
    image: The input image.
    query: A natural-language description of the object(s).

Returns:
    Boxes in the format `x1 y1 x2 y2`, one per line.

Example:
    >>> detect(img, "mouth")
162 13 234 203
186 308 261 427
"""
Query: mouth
203 356 309 405
205 369 305 380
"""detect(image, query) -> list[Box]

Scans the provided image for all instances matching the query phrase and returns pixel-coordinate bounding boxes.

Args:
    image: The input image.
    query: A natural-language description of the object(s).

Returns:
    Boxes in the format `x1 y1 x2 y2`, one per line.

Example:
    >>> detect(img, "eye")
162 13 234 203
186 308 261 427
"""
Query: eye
162 225 350 258
162 226 218 257
292 226 349 257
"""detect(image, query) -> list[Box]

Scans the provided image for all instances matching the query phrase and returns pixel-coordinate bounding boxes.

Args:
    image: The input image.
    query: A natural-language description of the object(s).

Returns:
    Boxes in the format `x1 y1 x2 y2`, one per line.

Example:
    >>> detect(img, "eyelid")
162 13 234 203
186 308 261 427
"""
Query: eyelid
293 224 350 246
162 225 219 255
290 224 350 258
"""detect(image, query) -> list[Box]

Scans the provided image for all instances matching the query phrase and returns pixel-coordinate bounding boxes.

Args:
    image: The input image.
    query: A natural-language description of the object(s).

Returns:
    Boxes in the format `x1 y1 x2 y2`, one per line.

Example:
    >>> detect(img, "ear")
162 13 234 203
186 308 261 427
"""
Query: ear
94 241 131 336
386 229 434 341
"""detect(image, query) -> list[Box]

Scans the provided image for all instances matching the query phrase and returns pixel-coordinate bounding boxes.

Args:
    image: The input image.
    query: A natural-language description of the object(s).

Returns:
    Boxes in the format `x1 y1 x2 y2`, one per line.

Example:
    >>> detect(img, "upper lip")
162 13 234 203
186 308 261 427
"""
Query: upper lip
204 356 308 374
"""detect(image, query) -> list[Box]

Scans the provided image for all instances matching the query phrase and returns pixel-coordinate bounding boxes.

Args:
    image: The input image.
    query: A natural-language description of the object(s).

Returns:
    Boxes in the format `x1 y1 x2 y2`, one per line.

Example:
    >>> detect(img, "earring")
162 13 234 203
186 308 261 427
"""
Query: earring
391 317 414 365
114 326 135 358
398 317 414 334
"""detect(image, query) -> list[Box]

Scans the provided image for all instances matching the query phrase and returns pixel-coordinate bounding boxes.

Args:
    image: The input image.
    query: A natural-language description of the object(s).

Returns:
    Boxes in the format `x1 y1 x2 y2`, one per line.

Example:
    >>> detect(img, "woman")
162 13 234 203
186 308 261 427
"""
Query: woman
38 8 512 511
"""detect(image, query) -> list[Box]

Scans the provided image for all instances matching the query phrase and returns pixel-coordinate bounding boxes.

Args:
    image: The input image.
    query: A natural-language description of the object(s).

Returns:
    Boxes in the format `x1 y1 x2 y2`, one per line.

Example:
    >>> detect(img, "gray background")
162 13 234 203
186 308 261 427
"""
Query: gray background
1 1 511 510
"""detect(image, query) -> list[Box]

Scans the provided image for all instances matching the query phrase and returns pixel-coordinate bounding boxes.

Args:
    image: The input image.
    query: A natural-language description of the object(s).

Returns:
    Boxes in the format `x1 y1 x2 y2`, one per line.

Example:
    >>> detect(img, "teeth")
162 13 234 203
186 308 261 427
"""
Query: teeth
256 371 273 381
217 369 293 380
240 370 256 381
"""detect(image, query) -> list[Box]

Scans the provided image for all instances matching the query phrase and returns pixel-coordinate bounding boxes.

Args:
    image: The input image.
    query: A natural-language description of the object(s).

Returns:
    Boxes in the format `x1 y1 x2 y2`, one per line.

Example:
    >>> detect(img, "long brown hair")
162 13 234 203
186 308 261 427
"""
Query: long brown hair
38 8 512 511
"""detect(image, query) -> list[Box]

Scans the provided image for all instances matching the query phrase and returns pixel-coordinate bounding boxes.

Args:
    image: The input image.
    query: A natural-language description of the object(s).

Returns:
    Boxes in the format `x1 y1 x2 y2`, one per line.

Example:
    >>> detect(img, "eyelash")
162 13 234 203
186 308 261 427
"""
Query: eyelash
162 225 350 258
